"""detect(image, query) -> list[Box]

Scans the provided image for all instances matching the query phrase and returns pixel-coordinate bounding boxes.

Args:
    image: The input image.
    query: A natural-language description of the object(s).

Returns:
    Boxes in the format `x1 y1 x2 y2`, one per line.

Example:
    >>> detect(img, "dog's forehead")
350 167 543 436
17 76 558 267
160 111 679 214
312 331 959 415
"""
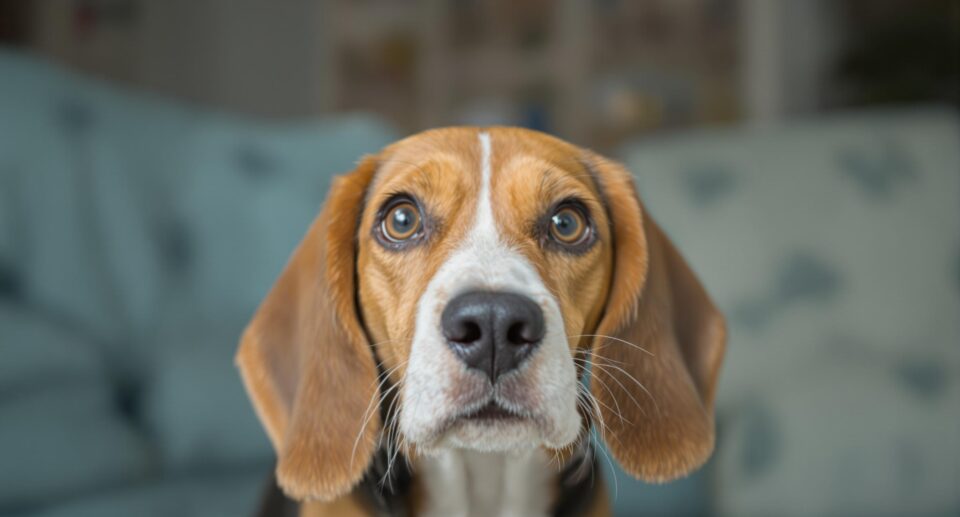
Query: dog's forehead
486 127 585 168
368 127 590 194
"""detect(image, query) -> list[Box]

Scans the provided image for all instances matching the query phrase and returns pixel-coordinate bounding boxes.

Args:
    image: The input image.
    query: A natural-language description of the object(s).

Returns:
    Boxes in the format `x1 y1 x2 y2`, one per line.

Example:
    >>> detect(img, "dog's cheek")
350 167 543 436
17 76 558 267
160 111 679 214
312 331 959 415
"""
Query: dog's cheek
556 252 613 351
357 277 391 346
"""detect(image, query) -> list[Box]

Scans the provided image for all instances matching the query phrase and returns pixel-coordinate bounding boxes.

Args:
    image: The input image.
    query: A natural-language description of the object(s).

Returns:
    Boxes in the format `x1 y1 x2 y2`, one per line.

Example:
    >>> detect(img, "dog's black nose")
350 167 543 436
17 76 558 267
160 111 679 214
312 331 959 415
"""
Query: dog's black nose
441 291 545 382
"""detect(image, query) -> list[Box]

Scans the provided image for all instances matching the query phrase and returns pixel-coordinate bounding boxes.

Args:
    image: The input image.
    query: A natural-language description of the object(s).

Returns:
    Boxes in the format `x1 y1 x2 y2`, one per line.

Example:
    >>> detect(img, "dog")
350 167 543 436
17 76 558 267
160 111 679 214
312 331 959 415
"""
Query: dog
236 127 726 516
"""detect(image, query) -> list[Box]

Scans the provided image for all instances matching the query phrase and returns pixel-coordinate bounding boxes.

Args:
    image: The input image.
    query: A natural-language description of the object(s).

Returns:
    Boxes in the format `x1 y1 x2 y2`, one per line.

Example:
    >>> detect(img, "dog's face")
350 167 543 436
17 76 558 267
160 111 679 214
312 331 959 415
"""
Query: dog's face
357 129 612 453
237 127 726 502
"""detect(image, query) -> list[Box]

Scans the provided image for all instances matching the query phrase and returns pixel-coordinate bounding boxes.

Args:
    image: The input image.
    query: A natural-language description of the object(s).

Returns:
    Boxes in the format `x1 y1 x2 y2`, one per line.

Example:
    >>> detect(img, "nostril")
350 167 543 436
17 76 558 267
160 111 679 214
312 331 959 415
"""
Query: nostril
506 321 535 345
455 321 482 344
444 317 484 344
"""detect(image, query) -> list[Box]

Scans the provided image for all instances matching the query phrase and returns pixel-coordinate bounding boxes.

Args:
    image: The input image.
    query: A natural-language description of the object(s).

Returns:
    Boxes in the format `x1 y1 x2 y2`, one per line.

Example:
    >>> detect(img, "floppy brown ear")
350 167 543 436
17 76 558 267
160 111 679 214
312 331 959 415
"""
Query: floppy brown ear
236 157 381 501
584 152 726 482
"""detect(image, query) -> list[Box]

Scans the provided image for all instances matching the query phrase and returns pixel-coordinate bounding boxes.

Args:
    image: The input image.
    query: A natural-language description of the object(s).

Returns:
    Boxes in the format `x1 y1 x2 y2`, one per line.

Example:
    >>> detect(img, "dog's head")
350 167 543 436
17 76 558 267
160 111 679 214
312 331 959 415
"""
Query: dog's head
237 127 725 501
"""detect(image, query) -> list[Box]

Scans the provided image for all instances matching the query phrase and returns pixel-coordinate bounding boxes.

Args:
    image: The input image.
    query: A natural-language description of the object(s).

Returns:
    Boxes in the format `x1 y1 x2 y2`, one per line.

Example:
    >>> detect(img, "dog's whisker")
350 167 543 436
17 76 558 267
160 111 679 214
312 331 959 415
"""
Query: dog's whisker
358 358 408 434
350 359 409 469
592 430 619 502
575 368 629 425
574 352 630 367
573 358 632 425
358 360 408 437
383 375 410 480
587 359 649 412
352 379 402 469
577 357 647 417
579 384 625 450
587 382 620 508
573 389 598 437
379 385 406 489
587 359 661 417
576 385 612 447
574 395 595 436
387 399 405 458
400 434 413 471
381 377 406 453
568 334 655 357
382 393 408 489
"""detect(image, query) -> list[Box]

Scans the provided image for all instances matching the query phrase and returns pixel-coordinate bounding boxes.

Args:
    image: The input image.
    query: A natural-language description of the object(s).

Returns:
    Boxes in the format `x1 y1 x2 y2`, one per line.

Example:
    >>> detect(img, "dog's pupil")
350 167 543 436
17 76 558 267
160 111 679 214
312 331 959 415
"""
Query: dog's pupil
393 207 414 232
553 211 578 236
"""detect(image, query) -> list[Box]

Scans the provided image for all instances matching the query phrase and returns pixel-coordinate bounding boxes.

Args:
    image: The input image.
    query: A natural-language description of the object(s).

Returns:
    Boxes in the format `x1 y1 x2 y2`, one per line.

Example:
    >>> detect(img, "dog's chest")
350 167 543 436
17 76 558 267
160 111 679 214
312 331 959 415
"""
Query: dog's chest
418 449 554 517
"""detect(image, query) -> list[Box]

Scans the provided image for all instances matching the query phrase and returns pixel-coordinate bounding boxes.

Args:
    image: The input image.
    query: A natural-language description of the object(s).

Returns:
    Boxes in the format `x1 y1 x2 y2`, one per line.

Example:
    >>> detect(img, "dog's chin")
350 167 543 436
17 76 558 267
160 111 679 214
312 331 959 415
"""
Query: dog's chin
412 404 580 455
442 417 543 452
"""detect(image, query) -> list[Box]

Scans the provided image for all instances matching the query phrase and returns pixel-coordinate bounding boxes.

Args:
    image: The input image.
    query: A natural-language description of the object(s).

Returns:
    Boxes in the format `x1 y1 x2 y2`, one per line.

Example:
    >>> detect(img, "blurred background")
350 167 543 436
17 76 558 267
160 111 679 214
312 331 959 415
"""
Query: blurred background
0 0 957 516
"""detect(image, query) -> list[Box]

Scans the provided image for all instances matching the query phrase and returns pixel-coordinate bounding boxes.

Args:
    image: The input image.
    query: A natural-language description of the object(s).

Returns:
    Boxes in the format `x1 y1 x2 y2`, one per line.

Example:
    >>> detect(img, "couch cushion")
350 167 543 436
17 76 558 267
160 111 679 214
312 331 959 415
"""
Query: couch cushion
620 107 960 400
161 114 397 325
0 304 102 393
142 324 272 470
0 304 152 512
714 357 960 516
0 51 399 477
0 50 398 377
134 114 397 471
617 107 960 515
0 383 153 512
24 467 269 517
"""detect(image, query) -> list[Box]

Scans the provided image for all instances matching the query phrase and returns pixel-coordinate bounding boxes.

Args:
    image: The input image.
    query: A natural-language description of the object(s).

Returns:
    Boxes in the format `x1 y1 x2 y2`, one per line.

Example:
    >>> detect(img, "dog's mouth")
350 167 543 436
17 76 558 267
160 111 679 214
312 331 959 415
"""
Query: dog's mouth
460 401 524 422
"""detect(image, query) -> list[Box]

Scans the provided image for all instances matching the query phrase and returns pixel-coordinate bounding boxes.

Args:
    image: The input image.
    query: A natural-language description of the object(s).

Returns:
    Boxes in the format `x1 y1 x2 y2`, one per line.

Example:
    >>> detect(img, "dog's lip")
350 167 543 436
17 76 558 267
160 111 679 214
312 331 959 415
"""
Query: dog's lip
413 400 547 450
459 401 525 421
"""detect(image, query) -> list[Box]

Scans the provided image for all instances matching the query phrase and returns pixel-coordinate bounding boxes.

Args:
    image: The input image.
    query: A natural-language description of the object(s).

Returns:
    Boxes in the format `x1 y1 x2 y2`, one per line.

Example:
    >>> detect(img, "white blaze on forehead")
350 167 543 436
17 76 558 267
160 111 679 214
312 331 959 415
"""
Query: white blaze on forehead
476 131 496 240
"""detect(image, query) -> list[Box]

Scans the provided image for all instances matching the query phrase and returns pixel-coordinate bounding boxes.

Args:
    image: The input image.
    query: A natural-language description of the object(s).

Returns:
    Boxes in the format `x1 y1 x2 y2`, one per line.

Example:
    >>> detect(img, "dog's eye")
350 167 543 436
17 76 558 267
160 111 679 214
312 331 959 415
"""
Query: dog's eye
549 206 589 245
382 201 422 242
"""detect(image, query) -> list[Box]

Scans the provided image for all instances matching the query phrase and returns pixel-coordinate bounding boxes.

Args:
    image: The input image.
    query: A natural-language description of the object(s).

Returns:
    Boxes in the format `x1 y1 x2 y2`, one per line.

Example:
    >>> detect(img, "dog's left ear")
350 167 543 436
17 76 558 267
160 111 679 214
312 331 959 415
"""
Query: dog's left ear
236 157 381 501
584 152 726 482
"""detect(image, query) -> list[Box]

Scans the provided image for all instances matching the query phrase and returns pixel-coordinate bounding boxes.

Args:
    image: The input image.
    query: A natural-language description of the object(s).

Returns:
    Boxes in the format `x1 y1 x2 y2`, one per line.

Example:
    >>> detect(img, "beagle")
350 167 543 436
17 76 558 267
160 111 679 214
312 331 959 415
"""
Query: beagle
237 127 726 517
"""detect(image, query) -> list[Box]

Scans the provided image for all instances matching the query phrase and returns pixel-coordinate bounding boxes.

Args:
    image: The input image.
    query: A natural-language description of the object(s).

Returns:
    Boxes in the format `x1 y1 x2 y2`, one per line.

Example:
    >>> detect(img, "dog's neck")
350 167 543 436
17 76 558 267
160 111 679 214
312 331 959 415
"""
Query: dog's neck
417 448 554 517
259 441 600 517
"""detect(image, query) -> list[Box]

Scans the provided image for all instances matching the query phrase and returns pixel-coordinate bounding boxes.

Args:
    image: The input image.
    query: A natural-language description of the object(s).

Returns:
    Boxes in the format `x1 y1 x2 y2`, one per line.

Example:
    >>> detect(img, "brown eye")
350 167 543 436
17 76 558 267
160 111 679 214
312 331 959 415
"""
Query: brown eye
550 206 588 244
382 202 421 242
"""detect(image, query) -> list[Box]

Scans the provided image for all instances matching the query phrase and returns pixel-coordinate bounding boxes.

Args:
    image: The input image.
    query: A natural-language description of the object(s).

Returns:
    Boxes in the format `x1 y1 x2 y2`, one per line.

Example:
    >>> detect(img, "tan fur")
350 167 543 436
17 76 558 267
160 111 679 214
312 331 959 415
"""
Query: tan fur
236 127 725 515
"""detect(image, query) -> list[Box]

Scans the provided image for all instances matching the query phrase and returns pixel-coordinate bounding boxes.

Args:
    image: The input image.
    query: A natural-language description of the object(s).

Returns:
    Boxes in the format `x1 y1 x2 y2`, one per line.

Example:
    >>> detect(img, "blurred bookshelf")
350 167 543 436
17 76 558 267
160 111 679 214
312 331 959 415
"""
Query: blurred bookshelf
322 0 743 149
8 0 951 152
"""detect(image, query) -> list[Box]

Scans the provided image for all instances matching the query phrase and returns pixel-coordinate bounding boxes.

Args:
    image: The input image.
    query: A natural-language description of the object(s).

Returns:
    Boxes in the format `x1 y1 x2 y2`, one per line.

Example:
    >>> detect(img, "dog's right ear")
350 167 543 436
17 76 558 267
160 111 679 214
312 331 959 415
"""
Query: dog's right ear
236 157 381 502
